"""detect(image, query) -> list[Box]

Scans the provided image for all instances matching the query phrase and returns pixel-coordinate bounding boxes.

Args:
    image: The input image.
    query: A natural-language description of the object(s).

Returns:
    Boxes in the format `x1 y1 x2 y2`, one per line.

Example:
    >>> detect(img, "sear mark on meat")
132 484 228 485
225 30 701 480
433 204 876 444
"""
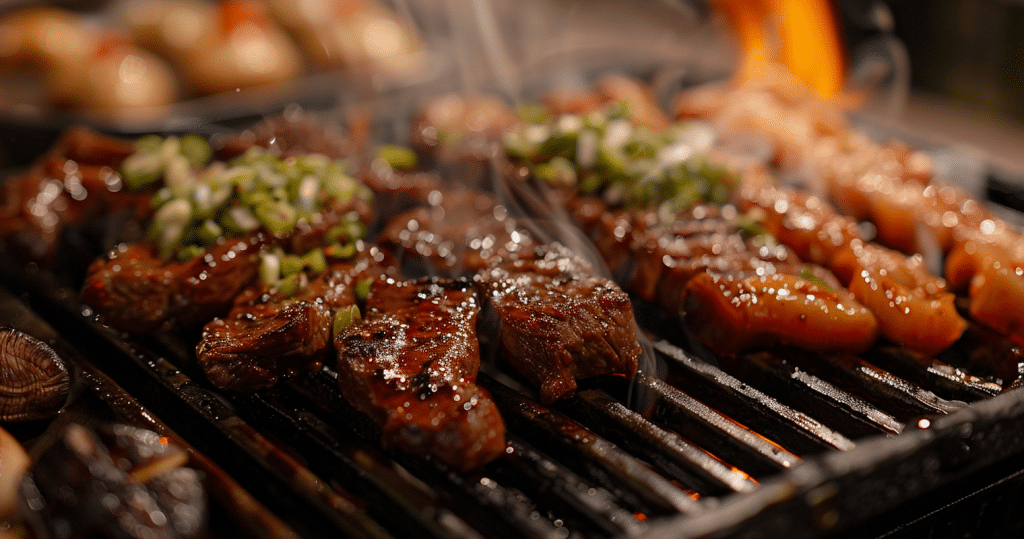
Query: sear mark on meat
334 277 506 472
197 248 394 392
475 244 642 404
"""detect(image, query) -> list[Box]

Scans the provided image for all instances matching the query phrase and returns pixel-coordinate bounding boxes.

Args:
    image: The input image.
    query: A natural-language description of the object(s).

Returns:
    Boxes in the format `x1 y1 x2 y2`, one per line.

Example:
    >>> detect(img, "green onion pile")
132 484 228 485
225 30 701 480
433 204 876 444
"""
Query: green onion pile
121 135 373 267
503 102 739 219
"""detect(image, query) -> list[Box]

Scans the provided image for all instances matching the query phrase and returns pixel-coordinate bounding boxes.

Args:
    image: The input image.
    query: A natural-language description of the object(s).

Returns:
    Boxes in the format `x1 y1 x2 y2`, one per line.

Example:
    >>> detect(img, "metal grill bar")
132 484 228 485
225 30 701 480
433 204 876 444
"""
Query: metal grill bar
558 387 758 496
864 346 1002 402
723 352 905 439
624 374 801 478
651 339 856 454
478 373 700 516
803 353 966 418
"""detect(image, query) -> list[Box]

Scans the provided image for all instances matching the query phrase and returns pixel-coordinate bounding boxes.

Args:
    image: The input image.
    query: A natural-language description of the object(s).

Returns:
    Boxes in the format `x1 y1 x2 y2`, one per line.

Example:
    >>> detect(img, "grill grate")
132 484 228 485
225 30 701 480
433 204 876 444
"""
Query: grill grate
4 241 1024 539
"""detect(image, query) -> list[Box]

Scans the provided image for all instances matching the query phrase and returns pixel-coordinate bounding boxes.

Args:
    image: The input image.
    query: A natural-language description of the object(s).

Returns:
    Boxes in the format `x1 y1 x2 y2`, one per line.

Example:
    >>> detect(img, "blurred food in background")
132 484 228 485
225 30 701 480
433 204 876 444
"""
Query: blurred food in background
0 0 426 123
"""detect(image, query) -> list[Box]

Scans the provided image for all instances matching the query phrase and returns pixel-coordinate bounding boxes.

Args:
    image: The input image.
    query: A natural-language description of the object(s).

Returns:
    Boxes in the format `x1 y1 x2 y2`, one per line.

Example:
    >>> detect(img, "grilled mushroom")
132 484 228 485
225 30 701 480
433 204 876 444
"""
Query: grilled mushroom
0 328 71 422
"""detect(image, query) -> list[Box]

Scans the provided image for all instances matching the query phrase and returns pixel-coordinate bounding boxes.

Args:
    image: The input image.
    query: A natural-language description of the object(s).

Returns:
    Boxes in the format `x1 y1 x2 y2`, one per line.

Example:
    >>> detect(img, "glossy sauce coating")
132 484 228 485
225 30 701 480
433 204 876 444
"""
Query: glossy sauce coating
198 250 391 391
741 185 967 356
82 233 269 333
686 272 879 354
475 245 642 404
334 277 506 472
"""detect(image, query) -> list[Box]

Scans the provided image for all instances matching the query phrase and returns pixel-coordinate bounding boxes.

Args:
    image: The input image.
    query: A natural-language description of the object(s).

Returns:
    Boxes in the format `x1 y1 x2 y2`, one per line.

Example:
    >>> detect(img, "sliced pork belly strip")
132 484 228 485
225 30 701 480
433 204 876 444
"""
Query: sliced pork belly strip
568 197 877 357
334 277 506 472
475 244 642 404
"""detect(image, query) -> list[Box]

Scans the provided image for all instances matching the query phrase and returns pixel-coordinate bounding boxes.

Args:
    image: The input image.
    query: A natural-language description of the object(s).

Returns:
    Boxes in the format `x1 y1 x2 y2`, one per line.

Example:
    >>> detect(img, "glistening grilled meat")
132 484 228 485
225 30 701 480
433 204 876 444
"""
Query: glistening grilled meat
334 277 506 472
568 198 880 356
380 189 642 404
740 185 966 356
197 248 394 392
475 244 642 404
378 189 536 277
0 128 148 265
82 234 269 333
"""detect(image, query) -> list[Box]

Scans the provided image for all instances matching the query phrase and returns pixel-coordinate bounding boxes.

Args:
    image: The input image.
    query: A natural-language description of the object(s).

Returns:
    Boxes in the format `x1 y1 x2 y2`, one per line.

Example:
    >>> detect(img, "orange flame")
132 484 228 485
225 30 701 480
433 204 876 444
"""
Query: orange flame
712 0 845 97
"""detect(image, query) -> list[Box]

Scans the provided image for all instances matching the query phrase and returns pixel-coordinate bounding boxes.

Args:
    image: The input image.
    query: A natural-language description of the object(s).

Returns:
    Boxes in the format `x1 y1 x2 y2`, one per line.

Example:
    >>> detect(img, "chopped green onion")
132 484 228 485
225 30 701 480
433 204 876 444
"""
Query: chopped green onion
294 154 331 175
179 134 213 168
255 163 288 189
324 171 357 203
295 175 320 214
332 304 362 337
239 188 272 209
276 273 303 298
254 200 297 235
151 187 174 209
532 157 576 187
303 248 328 275
344 219 367 245
279 254 304 277
197 220 223 246
221 166 257 187
155 223 183 259
164 154 196 197
260 252 281 286
376 145 418 170
223 206 260 234
515 103 552 124
326 242 358 260
176 244 206 262
121 152 164 190
135 134 164 153
732 213 771 239
800 267 836 293
152 198 192 228
354 278 373 302
128 131 370 261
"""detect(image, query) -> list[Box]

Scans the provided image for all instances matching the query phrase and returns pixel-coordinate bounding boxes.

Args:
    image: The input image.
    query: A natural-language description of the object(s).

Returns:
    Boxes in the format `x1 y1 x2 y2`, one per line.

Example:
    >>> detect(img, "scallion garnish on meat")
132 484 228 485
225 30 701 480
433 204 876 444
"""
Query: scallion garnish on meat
504 101 740 212
122 136 373 261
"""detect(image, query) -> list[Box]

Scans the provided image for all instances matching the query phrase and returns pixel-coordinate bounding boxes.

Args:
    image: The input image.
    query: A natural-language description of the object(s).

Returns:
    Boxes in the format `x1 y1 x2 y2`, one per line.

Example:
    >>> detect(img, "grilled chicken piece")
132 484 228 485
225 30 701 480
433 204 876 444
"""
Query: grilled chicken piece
335 277 506 472
475 244 642 404
197 248 393 392
82 234 269 333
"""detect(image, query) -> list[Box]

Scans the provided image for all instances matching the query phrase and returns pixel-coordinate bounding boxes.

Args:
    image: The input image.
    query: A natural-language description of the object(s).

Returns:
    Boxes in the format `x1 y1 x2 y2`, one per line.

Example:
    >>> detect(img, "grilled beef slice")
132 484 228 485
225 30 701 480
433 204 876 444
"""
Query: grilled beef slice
475 244 642 404
197 248 394 392
82 233 269 333
334 277 506 472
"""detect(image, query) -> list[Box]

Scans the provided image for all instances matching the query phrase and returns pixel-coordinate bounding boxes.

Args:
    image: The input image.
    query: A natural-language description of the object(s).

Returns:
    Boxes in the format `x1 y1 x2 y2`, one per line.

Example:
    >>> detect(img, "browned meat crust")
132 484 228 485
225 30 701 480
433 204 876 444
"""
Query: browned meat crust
378 189 536 276
81 234 269 333
197 249 393 391
475 244 642 404
334 277 506 472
